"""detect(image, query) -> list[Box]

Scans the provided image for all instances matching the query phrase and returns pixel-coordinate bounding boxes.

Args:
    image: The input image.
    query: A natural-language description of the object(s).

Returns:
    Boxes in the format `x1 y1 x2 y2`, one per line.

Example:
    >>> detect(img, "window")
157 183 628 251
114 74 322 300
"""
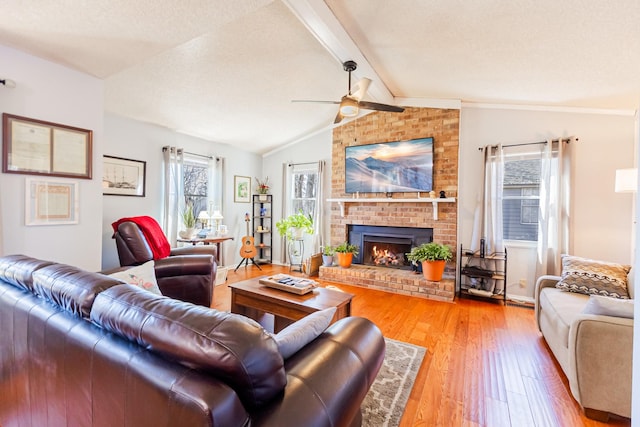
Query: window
183 157 209 217
290 169 318 219
502 157 541 241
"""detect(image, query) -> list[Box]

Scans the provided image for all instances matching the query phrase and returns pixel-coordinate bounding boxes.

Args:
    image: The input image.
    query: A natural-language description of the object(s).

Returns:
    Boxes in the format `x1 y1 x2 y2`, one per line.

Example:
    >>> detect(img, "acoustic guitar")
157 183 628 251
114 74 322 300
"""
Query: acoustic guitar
239 213 258 259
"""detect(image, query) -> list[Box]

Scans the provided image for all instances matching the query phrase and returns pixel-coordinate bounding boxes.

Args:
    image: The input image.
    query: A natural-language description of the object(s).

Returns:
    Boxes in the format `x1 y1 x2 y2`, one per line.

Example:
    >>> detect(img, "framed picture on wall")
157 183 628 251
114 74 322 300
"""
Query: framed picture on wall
3 113 93 179
102 155 146 197
25 178 79 226
234 175 251 203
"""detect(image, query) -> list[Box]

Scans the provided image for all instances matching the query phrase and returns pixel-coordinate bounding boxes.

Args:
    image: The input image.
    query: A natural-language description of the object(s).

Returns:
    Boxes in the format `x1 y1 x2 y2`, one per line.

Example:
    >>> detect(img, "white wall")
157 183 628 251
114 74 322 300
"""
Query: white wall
102 114 263 270
631 109 639 427
459 106 636 300
262 129 333 263
0 45 104 270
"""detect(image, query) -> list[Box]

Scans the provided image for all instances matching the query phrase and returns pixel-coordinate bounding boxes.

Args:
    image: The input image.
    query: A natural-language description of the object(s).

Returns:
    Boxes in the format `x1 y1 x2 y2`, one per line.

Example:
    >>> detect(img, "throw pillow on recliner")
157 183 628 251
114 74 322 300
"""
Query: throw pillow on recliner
556 254 631 299
108 260 162 295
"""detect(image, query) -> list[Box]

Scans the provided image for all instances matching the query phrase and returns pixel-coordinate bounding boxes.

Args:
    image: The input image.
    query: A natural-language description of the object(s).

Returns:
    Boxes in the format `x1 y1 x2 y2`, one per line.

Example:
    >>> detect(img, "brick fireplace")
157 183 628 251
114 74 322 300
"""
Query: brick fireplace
319 107 460 301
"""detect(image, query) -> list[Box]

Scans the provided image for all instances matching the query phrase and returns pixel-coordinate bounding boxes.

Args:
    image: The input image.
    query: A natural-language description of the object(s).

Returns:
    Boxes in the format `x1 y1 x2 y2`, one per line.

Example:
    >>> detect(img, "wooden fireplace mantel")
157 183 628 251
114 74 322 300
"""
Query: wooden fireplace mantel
326 197 456 220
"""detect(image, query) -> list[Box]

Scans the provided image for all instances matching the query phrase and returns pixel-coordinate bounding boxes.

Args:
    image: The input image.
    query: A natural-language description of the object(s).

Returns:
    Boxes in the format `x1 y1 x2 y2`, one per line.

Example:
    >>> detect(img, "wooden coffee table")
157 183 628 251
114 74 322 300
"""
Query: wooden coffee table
229 277 354 333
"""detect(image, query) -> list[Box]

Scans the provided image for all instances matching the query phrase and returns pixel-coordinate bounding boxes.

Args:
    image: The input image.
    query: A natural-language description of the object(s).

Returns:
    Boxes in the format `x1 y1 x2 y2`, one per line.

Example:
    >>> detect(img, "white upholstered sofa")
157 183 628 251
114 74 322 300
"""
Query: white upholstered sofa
534 255 633 421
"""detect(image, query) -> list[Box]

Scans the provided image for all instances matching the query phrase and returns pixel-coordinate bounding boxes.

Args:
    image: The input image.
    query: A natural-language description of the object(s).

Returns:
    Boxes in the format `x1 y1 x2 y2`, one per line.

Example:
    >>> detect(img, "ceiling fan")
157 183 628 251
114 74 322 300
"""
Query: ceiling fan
292 60 404 124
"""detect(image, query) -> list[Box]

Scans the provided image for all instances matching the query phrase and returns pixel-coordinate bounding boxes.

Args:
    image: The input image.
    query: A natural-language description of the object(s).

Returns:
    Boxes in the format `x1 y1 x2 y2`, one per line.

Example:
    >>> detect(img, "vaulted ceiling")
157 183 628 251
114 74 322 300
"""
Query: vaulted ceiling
1 0 639 153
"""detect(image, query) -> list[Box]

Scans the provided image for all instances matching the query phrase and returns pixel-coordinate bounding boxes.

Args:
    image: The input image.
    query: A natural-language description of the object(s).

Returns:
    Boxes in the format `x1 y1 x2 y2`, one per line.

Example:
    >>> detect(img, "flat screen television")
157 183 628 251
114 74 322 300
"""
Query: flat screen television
345 137 433 193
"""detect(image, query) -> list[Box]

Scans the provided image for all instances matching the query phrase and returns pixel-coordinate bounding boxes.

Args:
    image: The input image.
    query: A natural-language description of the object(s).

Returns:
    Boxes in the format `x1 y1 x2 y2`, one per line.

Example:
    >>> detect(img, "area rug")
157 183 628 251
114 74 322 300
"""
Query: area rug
362 338 426 427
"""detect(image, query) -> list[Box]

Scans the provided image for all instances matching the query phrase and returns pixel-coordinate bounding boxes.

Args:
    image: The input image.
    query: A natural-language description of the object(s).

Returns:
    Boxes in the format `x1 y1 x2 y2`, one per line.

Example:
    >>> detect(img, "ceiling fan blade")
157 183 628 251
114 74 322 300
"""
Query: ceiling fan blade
291 100 340 104
334 111 344 124
351 78 371 101
358 100 405 113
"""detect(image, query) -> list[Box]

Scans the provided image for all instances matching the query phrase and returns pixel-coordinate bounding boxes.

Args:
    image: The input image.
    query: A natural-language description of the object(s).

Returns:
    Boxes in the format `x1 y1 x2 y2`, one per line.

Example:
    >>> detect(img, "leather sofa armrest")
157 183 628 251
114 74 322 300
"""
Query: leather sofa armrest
154 255 216 278
568 314 633 418
251 316 385 426
534 275 561 331
154 255 216 307
170 245 217 259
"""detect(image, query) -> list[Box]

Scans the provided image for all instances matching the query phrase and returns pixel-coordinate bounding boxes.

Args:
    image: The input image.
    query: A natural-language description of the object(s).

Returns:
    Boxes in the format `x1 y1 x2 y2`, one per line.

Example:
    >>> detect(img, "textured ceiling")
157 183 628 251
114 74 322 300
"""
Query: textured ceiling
1 0 639 154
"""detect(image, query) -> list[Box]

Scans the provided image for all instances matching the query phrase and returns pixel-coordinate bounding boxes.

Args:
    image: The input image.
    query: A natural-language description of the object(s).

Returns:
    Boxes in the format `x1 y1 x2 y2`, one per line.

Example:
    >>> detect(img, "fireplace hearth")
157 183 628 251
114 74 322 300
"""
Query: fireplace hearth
348 225 433 270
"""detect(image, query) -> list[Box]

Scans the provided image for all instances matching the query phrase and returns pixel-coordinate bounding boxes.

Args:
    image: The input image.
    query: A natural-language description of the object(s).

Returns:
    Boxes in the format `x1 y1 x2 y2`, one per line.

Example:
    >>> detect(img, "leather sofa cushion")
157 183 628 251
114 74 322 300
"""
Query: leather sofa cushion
539 287 590 348
0 254 55 292
90 285 286 408
30 263 123 318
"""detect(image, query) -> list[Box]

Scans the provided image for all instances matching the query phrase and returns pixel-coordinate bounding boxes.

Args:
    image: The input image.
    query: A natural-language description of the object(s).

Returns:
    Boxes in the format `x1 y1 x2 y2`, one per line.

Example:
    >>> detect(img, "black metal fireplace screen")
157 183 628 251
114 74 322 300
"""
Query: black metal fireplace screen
348 225 433 270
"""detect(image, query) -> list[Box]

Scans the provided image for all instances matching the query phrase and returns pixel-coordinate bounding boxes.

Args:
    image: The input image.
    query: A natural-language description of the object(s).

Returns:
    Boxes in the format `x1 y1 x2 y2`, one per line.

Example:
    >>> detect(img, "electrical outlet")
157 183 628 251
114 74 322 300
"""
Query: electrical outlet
519 279 527 288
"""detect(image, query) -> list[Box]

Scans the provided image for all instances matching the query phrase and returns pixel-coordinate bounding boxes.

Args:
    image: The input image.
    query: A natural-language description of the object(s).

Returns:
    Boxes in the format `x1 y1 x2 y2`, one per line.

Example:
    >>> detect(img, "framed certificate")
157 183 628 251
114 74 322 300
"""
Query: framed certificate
2 113 92 179
25 178 79 226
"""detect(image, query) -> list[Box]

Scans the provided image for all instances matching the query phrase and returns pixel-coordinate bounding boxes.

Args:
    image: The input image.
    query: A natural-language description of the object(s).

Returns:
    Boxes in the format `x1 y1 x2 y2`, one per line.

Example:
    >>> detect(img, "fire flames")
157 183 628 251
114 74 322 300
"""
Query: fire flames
372 245 401 266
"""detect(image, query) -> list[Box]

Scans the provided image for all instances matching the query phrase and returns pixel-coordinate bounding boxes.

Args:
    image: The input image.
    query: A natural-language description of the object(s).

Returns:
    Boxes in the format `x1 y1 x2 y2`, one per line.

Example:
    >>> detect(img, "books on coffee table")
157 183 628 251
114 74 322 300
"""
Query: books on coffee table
259 274 318 295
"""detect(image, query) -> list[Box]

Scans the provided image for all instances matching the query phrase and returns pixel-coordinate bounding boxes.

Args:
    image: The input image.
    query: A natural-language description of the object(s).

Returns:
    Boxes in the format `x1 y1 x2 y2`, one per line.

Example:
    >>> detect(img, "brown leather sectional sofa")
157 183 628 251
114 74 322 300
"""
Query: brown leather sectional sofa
0 255 385 426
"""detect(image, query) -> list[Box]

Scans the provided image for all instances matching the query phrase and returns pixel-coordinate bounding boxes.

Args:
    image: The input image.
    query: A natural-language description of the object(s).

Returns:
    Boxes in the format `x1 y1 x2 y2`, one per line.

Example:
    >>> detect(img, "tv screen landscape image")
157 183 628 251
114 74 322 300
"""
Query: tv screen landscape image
345 137 433 193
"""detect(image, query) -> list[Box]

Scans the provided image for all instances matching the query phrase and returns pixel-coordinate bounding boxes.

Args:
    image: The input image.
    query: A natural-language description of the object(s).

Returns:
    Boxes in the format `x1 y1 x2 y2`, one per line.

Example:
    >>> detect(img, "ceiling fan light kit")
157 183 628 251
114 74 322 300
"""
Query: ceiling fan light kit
339 97 359 117
292 60 404 124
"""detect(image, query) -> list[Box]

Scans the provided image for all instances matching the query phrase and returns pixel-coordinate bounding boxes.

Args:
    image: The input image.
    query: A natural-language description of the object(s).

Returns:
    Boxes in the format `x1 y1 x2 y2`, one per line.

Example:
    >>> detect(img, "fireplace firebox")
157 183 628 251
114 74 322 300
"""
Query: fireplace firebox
348 225 433 270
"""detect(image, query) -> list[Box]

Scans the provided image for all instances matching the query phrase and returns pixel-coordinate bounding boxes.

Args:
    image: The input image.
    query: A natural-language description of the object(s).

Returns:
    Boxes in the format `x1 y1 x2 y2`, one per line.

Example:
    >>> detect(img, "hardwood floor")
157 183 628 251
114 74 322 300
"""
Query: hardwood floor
216 265 631 427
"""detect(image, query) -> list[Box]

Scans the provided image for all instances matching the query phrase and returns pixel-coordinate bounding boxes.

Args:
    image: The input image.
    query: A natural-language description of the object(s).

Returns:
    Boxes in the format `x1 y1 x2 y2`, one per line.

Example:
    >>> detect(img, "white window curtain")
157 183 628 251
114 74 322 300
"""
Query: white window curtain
471 144 505 254
312 160 325 251
536 138 572 277
209 157 224 213
162 146 184 246
281 161 325 262
469 144 505 294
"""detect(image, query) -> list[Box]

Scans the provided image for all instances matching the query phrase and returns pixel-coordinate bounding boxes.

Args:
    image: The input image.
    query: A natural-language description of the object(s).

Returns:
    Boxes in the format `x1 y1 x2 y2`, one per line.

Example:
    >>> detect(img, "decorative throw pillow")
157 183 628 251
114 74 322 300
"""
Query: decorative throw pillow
272 307 337 359
556 254 631 299
582 295 634 319
108 260 162 295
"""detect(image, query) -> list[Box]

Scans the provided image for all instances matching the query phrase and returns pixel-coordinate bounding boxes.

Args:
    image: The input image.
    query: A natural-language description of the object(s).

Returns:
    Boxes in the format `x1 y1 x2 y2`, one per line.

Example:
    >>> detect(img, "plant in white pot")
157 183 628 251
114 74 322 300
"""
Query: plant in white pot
276 211 314 268
178 204 197 239
406 242 452 281
255 176 270 201
275 210 314 241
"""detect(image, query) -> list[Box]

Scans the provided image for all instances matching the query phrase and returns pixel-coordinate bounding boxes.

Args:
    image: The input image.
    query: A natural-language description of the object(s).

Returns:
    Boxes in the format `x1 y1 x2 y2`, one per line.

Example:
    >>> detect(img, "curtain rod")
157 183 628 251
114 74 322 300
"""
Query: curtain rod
162 146 218 160
288 161 317 167
184 150 218 161
478 137 577 151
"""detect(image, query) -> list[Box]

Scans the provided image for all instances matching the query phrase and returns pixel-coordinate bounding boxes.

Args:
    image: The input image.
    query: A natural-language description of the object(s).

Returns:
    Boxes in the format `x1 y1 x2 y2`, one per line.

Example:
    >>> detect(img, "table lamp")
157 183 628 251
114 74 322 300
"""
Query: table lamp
211 210 224 235
197 210 210 229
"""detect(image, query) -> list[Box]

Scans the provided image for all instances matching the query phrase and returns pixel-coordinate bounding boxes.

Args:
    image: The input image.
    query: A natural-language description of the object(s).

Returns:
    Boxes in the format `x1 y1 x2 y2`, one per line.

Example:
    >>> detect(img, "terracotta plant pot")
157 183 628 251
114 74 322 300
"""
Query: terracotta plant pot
422 260 446 281
336 252 354 268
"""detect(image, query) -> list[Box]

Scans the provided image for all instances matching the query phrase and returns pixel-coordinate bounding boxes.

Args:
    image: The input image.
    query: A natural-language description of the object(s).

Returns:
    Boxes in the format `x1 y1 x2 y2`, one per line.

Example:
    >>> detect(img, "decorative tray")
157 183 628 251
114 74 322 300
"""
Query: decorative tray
259 274 318 295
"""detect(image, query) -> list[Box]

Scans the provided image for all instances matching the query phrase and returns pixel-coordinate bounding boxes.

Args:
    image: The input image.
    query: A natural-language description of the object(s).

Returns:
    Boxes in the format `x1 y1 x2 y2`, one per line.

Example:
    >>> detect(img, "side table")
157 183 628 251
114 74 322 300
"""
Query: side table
177 236 234 265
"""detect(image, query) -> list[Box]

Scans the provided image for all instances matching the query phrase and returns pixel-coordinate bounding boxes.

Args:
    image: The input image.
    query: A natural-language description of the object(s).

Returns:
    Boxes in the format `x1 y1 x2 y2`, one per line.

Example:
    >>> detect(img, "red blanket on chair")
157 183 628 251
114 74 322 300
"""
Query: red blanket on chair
111 216 171 260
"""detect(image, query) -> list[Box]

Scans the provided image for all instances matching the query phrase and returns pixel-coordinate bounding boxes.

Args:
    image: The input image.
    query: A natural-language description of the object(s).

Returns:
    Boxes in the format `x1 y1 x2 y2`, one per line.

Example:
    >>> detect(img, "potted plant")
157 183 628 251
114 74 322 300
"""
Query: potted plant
406 242 452 281
334 242 359 268
322 245 334 267
179 204 197 239
275 210 314 240
255 177 270 200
